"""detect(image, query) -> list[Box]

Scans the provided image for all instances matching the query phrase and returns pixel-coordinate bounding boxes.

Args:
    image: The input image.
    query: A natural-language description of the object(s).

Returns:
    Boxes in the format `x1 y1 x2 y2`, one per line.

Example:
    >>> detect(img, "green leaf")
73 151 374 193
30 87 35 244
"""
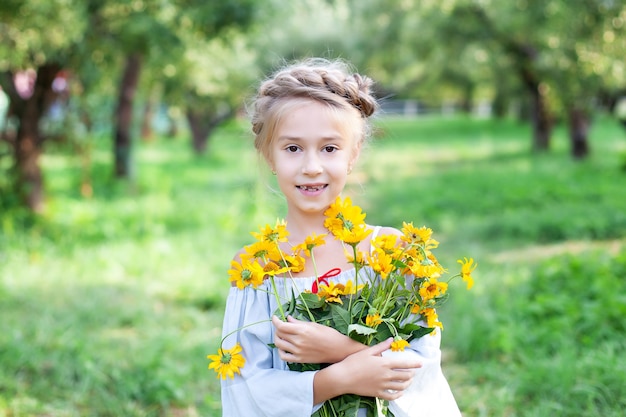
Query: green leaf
298 292 326 309
330 304 351 335
351 299 368 318
373 321 394 343
400 323 435 341
394 273 406 287
348 323 378 336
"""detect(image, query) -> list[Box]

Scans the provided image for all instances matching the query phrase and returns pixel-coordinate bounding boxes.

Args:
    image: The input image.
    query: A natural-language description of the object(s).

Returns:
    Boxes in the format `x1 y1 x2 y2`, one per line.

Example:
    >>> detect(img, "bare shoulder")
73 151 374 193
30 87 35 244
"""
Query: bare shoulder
231 247 247 262
372 225 403 237
370 226 402 237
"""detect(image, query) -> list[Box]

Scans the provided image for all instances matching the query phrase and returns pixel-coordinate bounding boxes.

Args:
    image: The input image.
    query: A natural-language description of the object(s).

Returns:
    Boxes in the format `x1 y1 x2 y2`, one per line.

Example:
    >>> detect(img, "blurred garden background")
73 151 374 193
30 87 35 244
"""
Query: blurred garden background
1 1 625 416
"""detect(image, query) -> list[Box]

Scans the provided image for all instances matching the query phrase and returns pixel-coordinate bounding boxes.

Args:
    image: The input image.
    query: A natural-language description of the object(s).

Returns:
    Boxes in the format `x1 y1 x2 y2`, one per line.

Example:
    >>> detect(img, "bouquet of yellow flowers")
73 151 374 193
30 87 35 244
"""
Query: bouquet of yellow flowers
208 197 476 417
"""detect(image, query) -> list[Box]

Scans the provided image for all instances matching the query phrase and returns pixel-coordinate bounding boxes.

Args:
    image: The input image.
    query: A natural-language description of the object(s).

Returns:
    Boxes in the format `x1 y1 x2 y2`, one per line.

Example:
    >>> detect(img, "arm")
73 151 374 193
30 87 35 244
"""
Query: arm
272 315 424 404
272 315 367 364
312 338 422 404
221 285 320 417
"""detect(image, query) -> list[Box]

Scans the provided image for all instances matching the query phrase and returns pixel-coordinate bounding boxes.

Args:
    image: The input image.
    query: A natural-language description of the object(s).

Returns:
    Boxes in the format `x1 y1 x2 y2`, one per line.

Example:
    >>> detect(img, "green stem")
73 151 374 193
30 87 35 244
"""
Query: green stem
274 241 317 322
269 275 286 320
347 243 359 315
220 318 272 349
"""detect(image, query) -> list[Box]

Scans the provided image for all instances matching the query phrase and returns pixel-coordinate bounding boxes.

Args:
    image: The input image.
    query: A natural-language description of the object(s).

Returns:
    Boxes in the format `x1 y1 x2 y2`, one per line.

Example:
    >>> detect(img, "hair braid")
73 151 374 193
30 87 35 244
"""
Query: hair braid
250 58 379 160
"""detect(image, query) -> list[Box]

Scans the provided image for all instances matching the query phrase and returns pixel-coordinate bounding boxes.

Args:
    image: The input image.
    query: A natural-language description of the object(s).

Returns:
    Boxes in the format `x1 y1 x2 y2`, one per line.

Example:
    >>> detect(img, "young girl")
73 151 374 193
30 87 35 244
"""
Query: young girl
219 58 461 417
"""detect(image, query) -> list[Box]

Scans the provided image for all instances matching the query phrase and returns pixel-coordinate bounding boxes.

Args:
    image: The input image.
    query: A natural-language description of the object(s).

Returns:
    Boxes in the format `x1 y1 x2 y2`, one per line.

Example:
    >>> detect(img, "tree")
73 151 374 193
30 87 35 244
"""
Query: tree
158 24 260 155
434 0 626 158
0 0 88 212
102 0 257 175
0 0 259 211
540 0 626 158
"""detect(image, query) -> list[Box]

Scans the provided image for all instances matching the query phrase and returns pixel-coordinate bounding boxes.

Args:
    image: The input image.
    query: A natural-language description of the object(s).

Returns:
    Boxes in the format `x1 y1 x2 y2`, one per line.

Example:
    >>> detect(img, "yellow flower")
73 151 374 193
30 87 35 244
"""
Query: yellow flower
324 197 368 243
371 234 400 254
458 257 477 290
342 279 364 295
409 260 443 279
419 277 448 301
420 308 443 330
263 260 290 276
390 338 410 352
345 250 367 269
317 282 346 304
228 257 265 289
244 240 281 261
251 220 289 243
318 280 362 304
207 343 246 380
401 222 439 249
366 313 382 327
410 302 420 315
278 253 306 273
293 233 327 256
333 224 372 245
367 249 395 279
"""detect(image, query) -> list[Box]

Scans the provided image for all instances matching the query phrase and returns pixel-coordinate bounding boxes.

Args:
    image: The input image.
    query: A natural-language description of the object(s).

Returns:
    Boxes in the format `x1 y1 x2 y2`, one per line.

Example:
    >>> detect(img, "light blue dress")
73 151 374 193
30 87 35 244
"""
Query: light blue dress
220 231 462 417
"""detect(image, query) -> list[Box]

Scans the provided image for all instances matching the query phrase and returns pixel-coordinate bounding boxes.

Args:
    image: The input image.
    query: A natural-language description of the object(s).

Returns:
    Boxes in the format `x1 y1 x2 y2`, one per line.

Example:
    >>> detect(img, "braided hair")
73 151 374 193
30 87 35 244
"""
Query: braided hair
250 58 379 163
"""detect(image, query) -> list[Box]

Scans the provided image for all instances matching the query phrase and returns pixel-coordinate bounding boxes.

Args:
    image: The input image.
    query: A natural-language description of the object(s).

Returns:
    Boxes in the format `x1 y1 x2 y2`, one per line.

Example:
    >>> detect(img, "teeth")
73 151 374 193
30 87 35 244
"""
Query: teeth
299 185 324 191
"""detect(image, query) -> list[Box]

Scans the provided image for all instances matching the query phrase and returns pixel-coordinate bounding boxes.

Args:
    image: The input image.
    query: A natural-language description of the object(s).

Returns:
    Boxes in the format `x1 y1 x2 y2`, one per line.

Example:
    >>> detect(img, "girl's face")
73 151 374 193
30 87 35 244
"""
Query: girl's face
269 100 360 217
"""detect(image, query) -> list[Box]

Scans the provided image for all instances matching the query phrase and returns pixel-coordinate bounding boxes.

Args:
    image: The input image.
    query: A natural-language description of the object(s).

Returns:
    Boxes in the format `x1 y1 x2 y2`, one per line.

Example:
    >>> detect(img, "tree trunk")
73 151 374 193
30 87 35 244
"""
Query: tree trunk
114 53 142 178
492 72 510 119
492 89 508 119
506 41 553 151
186 108 233 155
520 68 552 151
460 82 474 114
7 64 60 212
140 94 155 142
567 107 590 159
531 88 552 151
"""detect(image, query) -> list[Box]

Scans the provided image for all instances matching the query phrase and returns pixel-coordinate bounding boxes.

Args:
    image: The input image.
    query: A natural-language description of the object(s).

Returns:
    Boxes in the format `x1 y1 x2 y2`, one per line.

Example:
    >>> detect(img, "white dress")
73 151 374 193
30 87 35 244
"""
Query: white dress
219 230 462 417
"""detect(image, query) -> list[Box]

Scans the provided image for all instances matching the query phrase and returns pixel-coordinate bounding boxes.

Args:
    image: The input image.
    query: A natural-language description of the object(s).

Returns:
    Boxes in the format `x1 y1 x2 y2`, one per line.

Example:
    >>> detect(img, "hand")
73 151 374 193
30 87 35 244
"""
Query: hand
342 338 422 400
272 315 365 364
313 338 422 403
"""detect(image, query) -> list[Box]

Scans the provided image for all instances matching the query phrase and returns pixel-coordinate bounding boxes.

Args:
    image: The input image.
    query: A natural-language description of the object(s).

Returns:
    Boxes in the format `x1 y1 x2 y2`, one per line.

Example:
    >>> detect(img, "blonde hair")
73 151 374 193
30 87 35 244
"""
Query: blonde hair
250 58 379 163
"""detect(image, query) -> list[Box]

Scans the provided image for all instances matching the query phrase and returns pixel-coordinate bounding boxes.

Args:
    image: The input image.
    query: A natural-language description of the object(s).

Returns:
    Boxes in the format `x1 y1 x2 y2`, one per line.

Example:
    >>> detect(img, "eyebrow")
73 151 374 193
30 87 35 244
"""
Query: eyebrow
276 135 345 143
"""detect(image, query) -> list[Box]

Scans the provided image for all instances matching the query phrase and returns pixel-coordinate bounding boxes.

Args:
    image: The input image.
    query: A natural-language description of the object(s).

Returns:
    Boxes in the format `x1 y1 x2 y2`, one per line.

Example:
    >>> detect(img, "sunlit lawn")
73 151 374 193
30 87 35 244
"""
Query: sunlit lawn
1 114 625 416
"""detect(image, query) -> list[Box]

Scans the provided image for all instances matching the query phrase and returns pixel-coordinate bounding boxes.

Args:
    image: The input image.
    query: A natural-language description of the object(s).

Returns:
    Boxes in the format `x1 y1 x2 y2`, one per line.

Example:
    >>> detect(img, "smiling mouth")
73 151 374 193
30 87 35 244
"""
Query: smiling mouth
296 184 328 192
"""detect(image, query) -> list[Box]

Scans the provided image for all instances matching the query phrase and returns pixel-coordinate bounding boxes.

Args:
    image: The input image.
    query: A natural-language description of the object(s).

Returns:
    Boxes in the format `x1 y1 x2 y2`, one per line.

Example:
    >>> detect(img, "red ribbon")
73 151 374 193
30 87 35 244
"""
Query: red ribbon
311 268 342 294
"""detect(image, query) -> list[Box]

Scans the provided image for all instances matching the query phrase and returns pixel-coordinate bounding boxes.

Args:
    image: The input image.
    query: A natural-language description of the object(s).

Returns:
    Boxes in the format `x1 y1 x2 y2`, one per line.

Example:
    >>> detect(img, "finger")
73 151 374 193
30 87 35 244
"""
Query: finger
273 334 292 349
277 348 294 362
271 315 283 329
390 369 416 383
388 359 422 370
366 338 393 356
271 316 287 338
286 315 300 324
272 315 287 326
379 388 404 401
272 315 301 335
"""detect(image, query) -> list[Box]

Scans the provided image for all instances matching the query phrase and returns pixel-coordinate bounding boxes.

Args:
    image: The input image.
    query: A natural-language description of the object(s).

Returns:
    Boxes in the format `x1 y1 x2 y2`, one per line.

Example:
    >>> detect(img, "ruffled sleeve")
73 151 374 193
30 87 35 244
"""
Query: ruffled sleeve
385 330 462 417
220 283 319 417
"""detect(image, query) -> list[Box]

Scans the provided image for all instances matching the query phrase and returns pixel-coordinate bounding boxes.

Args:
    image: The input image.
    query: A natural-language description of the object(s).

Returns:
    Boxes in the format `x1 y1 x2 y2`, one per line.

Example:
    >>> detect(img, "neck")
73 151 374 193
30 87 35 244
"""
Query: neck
285 209 329 240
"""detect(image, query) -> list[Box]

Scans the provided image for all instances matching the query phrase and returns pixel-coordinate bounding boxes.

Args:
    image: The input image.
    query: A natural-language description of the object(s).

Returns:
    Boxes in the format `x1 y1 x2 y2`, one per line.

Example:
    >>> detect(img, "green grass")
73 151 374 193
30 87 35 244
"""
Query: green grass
1 114 625 416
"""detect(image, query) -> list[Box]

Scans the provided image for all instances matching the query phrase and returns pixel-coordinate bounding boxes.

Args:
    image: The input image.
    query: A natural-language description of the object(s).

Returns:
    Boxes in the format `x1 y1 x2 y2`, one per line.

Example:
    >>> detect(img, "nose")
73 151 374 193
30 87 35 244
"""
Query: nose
302 152 323 175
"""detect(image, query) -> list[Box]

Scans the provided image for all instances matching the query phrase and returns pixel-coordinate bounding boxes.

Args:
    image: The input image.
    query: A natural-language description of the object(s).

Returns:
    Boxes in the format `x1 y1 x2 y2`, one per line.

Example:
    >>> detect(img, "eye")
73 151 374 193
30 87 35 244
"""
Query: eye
323 145 338 153
286 145 300 153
